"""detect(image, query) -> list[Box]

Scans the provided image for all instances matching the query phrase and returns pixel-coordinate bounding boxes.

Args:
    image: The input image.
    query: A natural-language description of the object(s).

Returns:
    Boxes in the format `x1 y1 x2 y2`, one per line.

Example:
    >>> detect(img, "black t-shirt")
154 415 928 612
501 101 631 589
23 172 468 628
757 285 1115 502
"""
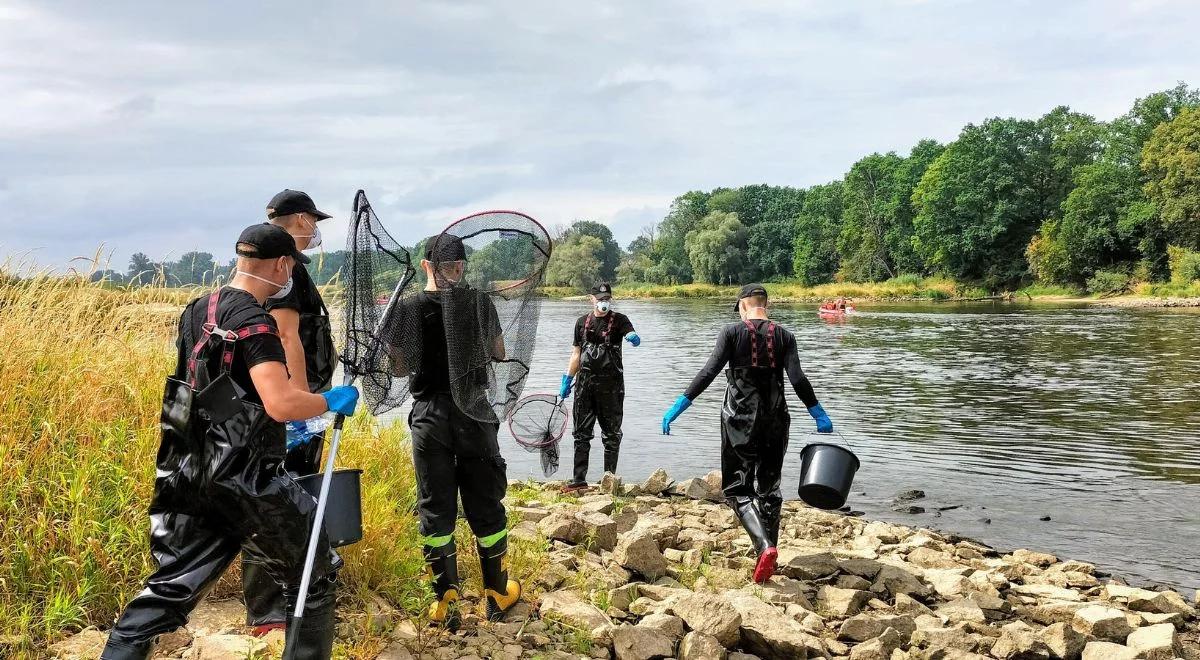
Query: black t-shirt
683 319 818 408
573 311 634 347
394 290 503 400
173 287 286 404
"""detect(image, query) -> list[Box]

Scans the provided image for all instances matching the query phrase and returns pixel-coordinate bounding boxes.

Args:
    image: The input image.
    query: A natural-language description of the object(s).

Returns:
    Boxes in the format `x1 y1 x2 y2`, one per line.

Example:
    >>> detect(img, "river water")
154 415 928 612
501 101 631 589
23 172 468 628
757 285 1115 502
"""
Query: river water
386 299 1200 592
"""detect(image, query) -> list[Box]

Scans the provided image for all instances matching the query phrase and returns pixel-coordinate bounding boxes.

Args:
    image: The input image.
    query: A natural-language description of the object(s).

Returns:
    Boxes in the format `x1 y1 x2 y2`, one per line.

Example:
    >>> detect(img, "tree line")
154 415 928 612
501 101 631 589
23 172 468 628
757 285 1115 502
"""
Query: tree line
546 83 1200 293
93 251 349 287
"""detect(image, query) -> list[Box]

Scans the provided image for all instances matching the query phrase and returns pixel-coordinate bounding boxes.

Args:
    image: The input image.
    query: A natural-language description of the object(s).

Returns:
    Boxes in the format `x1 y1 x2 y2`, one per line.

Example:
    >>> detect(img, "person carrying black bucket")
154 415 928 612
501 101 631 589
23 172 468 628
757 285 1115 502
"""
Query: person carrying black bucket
660 283 834 584
558 282 640 493
100 223 360 660
387 234 522 629
242 189 338 637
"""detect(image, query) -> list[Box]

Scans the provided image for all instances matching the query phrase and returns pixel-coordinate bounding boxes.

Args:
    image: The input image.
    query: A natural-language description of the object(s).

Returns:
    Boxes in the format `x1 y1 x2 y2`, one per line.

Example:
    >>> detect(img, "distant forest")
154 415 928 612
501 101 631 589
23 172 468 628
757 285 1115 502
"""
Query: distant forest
99 83 1200 294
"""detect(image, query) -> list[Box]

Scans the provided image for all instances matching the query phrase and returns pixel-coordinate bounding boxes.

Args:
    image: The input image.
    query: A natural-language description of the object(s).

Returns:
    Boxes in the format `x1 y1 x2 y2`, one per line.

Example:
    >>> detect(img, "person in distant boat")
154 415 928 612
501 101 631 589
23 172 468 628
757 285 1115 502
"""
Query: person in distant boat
558 282 641 492
835 296 847 311
661 284 833 585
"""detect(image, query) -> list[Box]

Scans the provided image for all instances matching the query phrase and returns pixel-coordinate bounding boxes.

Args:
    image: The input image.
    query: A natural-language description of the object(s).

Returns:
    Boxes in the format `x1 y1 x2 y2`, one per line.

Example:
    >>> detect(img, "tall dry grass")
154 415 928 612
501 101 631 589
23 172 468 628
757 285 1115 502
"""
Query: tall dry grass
0 272 537 658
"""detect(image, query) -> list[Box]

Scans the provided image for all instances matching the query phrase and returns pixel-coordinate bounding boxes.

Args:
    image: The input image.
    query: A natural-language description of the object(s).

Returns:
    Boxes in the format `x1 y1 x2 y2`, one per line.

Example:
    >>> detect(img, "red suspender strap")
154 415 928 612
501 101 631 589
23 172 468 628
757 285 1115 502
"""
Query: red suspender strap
186 289 223 388
584 313 615 343
742 319 777 369
219 323 279 373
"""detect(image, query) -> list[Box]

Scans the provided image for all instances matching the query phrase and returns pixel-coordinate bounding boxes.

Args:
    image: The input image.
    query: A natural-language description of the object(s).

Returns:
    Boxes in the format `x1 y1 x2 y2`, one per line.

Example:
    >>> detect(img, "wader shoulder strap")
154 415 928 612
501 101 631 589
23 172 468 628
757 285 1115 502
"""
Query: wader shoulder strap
185 288 280 387
583 313 615 343
741 319 776 369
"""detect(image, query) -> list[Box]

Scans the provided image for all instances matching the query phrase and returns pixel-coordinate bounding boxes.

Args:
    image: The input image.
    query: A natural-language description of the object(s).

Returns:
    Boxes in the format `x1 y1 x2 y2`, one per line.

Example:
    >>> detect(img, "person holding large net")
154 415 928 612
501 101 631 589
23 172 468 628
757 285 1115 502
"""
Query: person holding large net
383 213 550 628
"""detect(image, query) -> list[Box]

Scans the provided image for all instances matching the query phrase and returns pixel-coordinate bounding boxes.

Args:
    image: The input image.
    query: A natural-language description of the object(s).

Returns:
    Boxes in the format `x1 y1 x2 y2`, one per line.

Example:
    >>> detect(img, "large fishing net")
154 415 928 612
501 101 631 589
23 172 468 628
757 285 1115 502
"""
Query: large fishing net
340 190 418 415
508 393 570 476
428 211 552 424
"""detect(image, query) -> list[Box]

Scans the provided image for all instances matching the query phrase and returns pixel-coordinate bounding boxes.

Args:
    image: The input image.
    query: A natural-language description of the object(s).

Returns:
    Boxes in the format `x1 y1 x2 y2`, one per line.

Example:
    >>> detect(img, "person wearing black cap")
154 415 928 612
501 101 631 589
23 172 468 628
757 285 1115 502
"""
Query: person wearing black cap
241 189 338 634
558 282 640 492
100 224 360 660
385 234 521 629
660 284 833 585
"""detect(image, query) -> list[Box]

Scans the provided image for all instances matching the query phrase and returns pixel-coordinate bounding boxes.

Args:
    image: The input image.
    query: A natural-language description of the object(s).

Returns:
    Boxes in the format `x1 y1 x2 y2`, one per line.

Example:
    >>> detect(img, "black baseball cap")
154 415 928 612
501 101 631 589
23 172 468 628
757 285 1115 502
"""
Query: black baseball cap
590 282 613 300
733 283 768 311
424 234 467 262
266 189 332 220
236 223 310 264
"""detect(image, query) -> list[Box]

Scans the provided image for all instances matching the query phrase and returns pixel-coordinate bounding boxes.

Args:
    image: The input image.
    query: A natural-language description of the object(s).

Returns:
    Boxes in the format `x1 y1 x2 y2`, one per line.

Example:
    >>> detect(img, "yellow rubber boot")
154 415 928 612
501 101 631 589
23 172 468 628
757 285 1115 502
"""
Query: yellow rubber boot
422 540 460 630
478 534 522 622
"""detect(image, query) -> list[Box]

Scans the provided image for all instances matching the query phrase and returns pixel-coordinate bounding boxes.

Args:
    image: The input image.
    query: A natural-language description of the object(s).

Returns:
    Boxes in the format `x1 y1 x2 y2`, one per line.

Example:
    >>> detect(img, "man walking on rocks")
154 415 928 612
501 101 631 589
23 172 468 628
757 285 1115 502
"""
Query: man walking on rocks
661 284 834 584
558 282 640 492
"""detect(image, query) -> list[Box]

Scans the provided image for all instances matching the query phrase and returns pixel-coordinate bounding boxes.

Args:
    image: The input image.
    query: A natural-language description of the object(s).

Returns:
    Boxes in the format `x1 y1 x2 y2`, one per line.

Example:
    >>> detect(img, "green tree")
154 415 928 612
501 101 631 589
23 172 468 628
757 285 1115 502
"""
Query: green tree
1142 106 1200 249
564 220 621 281
685 211 748 284
887 139 944 274
616 252 654 282
168 251 217 286
837 152 906 281
792 182 844 285
127 252 157 286
545 235 603 289
746 220 796 281
651 191 710 284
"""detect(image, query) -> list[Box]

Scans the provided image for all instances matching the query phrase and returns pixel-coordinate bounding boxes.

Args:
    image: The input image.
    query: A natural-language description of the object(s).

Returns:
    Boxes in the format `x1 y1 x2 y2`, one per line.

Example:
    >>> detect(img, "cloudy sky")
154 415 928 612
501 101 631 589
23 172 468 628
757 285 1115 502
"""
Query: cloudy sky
2 0 1198 271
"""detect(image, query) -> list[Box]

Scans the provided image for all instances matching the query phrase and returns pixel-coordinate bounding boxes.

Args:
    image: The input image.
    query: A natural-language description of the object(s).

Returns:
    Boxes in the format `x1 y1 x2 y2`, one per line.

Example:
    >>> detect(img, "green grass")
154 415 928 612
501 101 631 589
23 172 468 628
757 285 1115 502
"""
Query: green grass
543 276 986 302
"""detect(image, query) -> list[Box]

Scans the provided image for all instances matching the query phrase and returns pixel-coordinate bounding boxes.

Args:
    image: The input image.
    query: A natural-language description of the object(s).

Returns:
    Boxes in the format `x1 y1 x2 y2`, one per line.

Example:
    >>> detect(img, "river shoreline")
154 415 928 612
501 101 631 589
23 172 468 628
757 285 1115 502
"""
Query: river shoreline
48 471 1199 660
541 289 1200 309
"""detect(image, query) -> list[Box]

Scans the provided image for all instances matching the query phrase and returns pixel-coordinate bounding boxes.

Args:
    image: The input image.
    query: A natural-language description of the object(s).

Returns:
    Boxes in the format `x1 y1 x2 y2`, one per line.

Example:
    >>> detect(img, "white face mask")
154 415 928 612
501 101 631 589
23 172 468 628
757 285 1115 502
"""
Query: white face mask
595 300 612 313
239 270 293 298
295 218 322 251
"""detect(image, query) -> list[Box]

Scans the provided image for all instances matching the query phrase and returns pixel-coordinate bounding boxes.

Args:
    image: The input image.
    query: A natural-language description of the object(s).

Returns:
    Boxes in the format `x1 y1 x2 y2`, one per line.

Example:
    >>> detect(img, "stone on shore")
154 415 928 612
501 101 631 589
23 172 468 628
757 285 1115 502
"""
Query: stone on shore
613 528 669 580
1124 623 1180 660
576 510 618 551
669 592 743 647
1072 605 1135 642
600 472 623 495
680 631 727 660
727 592 825 660
49 629 108 659
850 627 905 660
540 590 610 630
1081 641 1139 660
817 585 872 616
612 623 675 660
641 469 672 495
1039 621 1087 660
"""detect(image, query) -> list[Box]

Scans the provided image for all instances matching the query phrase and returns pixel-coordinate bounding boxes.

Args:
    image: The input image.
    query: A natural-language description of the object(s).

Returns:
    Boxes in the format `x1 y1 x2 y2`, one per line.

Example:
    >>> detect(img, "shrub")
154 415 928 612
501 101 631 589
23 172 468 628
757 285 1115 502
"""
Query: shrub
1167 245 1200 284
1085 269 1130 294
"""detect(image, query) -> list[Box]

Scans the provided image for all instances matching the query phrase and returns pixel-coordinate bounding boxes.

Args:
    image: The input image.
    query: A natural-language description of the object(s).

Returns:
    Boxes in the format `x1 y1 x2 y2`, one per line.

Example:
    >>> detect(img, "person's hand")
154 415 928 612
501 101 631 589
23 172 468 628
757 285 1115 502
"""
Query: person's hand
662 395 692 435
807 403 833 434
625 332 641 347
559 374 574 400
286 421 310 450
322 385 360 417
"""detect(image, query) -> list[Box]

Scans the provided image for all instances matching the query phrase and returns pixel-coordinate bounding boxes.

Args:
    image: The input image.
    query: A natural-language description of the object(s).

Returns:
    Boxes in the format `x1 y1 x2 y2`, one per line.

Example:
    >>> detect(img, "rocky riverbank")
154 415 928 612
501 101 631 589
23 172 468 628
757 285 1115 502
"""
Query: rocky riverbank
52 470 1198 660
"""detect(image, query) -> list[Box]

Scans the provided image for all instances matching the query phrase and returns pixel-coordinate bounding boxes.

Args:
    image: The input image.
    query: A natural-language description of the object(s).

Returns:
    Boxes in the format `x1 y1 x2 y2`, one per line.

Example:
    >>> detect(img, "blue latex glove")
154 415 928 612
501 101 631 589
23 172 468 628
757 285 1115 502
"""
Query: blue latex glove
559 374 574 400
808 403 833 434
662 395 692 435
286 421 312 450
625 332 641 347
322 385 360 417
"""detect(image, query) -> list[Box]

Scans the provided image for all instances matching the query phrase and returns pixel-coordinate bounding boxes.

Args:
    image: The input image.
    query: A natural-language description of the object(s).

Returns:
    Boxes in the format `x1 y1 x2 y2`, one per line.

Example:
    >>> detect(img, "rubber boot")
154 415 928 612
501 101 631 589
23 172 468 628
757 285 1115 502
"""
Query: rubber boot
282 595 336 660
758 499 782 547
602 447 619 475
732 498 777 584
478 536 522 622
423 541 460 630
99 638 154 660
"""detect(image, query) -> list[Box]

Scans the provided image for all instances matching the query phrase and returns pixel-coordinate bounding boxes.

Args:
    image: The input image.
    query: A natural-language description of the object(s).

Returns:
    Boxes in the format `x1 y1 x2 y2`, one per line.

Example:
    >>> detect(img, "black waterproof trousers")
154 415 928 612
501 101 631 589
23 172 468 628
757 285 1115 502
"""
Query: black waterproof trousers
242 431 325 626
721 367 788 553
571 372 624 484
409 393 509 540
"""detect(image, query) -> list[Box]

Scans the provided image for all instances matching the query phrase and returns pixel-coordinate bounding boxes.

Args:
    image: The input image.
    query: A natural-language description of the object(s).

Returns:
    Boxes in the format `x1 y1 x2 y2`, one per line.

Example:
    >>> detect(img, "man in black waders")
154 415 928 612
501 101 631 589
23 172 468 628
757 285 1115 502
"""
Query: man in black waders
101 224 360 660
391 235 521 628
558 282 640 493
242 189 338 636
661 284 834 584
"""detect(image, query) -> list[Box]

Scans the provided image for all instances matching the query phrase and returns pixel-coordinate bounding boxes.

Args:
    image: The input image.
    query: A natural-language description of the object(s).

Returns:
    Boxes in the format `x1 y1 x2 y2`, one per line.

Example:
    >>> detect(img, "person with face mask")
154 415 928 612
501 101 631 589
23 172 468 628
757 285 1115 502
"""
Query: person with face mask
660 284 833 585
558 282 640 493
239 189 338 635
100 224 359 660
384 234 520 629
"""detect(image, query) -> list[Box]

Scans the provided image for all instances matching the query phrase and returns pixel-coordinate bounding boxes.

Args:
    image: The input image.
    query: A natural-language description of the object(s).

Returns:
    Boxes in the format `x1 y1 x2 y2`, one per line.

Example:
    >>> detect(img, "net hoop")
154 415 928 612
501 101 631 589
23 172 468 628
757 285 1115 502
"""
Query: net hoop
508 393 569 449
437 210 553 295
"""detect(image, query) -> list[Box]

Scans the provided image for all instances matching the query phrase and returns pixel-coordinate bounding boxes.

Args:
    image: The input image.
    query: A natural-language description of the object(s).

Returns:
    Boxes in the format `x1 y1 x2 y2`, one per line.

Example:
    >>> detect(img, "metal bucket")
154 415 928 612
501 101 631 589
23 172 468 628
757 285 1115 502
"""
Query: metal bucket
296 469 363 547
797 443 859 510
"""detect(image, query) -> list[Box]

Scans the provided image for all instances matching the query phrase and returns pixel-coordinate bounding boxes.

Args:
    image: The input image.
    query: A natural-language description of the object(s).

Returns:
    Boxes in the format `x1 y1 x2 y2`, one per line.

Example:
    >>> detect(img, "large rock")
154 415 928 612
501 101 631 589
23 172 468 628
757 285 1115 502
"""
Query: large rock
1012 549 1059 568
937 598 988 624
612 624 675 660
638 613 686 639
924 568 972 598
191 634 266 659
1072 605 1134 643
778 550 840 580
538 511 584 544
908 547 965 570
872 565 932 598
702 470 724 500
849 627 905 660
668 592 742 648
642 469 672 495
1024 600 1091 625
613 529 669 580
580 495 617 515
680 631 727 660
1039 622 1087 660
50 629 108 659
631 516 681 551
1124 623 1180 660
576 510 618 551
540 590 610 630
1126 590 1195 617
895 593 935 617
990 621 1052 660
911 624 991 654
727 593 825 660
514 505 552 522
1080 642 1138 660
817 585 871 616
600 472 623 495
672 477 714 501
609 583 644 612
838 614 887 642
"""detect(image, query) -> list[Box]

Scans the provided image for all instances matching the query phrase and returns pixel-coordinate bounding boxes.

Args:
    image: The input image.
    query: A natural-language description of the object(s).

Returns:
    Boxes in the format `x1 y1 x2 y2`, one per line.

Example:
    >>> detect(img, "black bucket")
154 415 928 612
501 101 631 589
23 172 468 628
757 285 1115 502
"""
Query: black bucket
797 443 860 510
296 469 364 547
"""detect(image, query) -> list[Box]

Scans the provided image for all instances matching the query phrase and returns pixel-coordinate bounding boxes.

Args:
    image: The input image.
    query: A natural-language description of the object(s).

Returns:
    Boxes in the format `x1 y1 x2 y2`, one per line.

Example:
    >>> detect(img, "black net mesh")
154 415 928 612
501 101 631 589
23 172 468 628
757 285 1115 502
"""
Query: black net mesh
430 211 552 424
508 393 569 477
340 190 418 416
